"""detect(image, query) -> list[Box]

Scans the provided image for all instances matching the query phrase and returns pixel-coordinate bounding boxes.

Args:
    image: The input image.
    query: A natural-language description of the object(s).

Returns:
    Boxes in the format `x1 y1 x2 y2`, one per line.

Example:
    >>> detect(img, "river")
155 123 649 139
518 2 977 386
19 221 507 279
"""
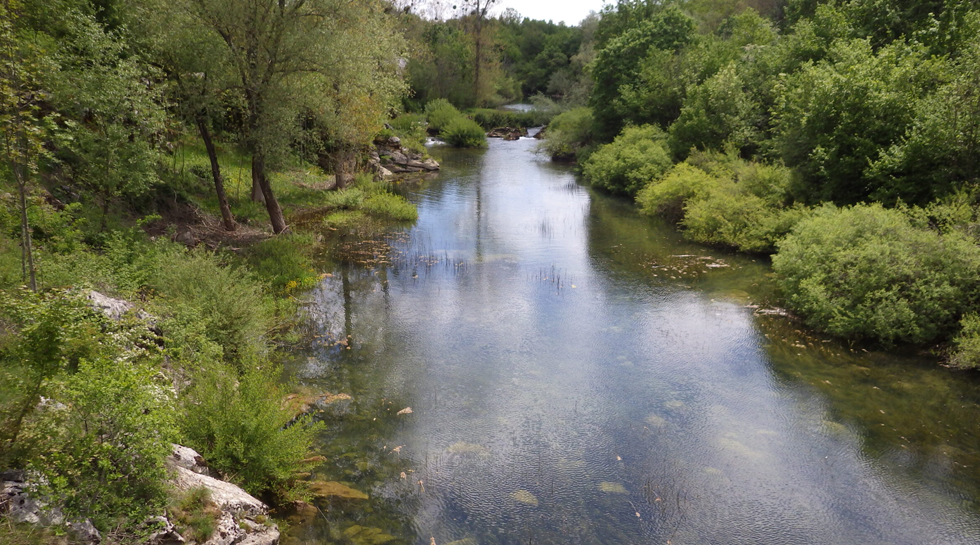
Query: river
285 134 980 545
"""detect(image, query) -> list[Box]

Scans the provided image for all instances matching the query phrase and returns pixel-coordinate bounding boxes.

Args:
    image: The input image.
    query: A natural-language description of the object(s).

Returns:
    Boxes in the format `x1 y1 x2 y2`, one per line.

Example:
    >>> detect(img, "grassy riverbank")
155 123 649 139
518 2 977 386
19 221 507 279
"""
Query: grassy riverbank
0 134 419 538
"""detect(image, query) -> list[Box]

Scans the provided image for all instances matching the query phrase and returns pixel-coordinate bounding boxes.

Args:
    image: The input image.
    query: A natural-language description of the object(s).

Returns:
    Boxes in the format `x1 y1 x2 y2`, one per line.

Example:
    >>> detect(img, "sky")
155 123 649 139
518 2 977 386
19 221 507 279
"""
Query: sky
493 0 609 26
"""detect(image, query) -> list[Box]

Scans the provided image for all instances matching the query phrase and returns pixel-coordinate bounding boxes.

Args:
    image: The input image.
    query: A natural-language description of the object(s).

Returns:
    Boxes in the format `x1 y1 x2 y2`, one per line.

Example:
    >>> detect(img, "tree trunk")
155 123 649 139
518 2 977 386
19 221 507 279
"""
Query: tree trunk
474 17 482 106
251 165 265 202
197 118 237 231
334 147 357 190
252 152 287 234
15 164 36 292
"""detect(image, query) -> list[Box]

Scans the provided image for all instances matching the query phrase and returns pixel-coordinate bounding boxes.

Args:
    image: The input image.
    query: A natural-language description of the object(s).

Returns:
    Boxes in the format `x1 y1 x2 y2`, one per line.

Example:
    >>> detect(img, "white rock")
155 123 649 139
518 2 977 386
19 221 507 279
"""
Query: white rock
170 444 209 475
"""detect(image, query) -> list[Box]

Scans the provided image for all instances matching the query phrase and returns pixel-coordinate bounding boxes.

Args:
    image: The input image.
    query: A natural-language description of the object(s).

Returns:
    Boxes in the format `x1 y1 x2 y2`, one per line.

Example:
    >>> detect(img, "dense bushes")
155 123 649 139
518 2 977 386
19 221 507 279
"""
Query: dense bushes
441 116 488 148
424 99 463 133
582 125 672 196
539 107 594 161
28 355 175 530
424 99 487 148
772 204 980 346
0 225 325 530
0 290 175 529
636 154 805 253
179 363 322 499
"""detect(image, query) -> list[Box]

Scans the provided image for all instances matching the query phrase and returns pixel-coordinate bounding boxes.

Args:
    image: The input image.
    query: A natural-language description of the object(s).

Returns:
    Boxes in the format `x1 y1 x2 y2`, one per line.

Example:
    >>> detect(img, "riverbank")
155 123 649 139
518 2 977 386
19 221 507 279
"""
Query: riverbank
0 133 424 540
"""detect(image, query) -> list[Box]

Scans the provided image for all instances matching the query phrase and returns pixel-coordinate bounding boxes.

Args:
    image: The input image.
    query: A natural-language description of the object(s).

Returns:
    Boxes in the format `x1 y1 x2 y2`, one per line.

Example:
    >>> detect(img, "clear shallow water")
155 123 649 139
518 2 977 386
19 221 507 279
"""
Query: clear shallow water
286 137 980 545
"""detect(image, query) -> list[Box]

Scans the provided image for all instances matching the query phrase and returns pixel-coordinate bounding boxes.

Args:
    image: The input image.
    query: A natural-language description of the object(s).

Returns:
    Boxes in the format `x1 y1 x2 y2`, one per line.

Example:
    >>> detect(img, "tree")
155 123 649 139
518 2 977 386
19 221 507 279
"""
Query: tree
772 39 945 204
299 0 409 188
130 0 239 230
48 12 166 231
182 0 332 233
590 5 697 141
458 0 498 106
0 3 48 291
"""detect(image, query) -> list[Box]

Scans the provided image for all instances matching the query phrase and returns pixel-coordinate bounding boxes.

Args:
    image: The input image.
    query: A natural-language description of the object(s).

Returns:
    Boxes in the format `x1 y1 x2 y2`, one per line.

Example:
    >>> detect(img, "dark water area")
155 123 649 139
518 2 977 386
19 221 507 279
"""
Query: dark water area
285 136 980 545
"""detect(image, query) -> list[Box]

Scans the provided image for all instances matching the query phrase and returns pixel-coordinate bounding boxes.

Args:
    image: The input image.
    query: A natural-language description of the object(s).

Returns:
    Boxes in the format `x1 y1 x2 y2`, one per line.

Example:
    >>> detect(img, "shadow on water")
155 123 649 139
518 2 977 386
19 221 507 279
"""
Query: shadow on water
284 138 980 545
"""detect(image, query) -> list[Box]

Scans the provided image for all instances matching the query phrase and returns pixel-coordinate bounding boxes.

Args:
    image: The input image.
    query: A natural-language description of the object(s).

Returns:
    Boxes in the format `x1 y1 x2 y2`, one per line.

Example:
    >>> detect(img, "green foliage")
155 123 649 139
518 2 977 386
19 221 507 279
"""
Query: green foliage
638 154 807 253
363 192 419 222
424 99 463 133
0 289 108 458
867 28 980 202
25 355 175 531
48 12 166 221
178 363 323 499
471 109 537 129
169 487 219 542
540 107 594 161
323 187 366 210
149 248 271 364
951 313 980 369
636 163 719 222
590 5 698 140
583 125 671 196
683 193 811 253
772 204 980 345
440 116 488 148
772 39 944 204
667 63 759 160
388 113 428 154
242 234 319 294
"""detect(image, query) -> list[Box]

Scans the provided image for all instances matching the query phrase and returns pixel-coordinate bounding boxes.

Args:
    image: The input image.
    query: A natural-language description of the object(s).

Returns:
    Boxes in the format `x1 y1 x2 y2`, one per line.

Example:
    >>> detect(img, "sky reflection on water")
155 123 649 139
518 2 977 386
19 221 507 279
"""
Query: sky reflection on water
291 137 980 545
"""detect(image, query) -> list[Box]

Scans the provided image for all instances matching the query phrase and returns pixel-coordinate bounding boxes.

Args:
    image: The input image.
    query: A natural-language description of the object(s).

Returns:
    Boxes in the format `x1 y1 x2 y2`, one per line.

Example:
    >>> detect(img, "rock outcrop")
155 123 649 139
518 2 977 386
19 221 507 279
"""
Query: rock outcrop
1 471 101 544
370 136 440 177
1 446 279 545
487 127 527 140
162 445 280 545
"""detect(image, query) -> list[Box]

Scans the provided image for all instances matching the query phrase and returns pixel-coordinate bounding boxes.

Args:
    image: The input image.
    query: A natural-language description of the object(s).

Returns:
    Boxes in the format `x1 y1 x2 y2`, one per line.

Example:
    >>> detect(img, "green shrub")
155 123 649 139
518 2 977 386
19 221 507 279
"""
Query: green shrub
323 187 366 210
242 234 319 294
772 204 980 345
471 109 537 129
666 63 759 160
178 363 323 499
539 107 594 161
149 248 271 362
424 99 462 133
683 192 811 253
389 113 428 154
25 355 175 531
363 192 418 221
583 125 672 196
169 487 219 542
637 163 719 221
951 314 980 369
441 116 488 148
0 290 111 461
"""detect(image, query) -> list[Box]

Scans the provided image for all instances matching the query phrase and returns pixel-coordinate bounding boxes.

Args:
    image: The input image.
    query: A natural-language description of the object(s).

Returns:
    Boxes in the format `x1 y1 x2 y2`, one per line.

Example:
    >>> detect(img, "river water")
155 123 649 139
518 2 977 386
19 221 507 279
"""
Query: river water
286 135 980 545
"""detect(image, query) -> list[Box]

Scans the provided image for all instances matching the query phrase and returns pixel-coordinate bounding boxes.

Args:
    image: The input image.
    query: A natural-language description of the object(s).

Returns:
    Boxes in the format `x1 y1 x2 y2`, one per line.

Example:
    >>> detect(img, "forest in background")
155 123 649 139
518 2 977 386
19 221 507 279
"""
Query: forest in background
3 0 980 541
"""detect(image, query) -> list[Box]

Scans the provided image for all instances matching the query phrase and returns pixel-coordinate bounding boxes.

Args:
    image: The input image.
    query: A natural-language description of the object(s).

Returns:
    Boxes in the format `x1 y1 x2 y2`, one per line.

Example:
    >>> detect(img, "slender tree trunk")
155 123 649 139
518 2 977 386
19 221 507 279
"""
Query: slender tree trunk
197 118 236 231
252 152 287 233
15 164 36 292
251 166 265 202
474 17 482 106
334 147 356 190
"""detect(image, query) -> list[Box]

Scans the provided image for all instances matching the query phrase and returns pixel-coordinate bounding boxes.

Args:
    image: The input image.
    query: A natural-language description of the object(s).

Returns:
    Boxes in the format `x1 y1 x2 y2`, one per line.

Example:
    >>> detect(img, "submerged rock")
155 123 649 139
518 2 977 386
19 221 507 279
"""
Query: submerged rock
598 482 628 494
510 490 538 506
342 525 396 545
308 481 369 500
